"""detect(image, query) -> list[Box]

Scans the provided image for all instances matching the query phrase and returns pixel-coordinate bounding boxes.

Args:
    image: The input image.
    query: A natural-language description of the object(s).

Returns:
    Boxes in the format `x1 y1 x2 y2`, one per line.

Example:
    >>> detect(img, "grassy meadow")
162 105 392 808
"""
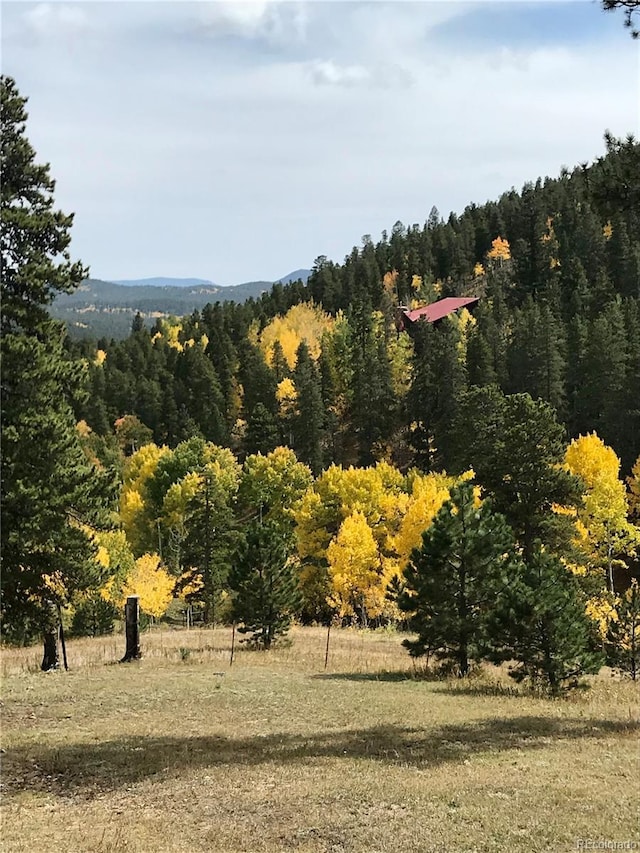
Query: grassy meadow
1 626 638 853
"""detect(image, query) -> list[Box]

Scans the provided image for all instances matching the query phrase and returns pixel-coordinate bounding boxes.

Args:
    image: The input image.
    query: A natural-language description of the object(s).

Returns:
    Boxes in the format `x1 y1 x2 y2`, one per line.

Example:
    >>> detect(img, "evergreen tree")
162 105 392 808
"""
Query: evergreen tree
244 402 279 456
408 318 466 470
577 301 628 450
174 344 228 445
466 326 497 388
487 548 603 694
451 388 582 562
1 77 114 661
399 481 523 676
181 470 240 625
349 309 396 465
292 341 326 474
229 520 301 649
606 580 640 680
237 338 278 420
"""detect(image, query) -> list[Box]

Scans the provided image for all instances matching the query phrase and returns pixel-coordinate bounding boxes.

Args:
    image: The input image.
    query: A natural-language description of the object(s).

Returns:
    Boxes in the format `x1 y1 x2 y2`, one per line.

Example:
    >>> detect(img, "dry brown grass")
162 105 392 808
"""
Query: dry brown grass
1 626 639 853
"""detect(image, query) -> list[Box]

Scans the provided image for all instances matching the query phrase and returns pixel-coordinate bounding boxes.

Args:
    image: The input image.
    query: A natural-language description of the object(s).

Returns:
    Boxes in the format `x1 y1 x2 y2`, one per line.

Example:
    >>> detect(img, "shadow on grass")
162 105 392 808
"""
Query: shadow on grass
315 671 522 696
313 670 419 683
4 716 637 799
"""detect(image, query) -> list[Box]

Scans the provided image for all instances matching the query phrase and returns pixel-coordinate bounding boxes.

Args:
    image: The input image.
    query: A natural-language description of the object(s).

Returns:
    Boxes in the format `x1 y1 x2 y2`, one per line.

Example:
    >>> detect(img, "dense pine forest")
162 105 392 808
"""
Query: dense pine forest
2 72 640 693
73 133 640 474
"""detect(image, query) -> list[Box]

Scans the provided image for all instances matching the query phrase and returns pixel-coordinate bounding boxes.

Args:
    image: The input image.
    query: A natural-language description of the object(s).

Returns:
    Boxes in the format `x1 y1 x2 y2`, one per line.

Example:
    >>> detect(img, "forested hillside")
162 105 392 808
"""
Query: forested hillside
3 71 639 692
74 134 640 474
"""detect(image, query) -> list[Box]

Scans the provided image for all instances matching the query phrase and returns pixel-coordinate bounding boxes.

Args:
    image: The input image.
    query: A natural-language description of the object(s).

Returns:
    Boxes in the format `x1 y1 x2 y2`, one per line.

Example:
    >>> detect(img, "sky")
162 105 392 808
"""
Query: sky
1 1 639 286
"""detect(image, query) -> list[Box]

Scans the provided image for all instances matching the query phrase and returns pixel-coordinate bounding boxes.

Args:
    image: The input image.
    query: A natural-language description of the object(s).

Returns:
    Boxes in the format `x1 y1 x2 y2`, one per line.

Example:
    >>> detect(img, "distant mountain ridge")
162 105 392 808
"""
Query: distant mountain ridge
106 269 311 288
112 277 217 288
51 268 311 339
277 269 311 285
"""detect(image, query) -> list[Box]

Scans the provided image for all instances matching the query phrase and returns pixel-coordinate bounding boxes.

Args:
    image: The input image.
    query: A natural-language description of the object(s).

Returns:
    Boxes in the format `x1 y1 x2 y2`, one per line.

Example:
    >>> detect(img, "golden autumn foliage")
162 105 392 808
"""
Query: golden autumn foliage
162 320 185 351
586 594 618 639
565 433 639 599
94 349 107 366
162 472 202 532
628 457 640 520
116 553 174 619
327 511 384 622
294 463 407 614
389 471 458 572
259 303 333 369
603 221 613 240
76 419 92 438
487 236 511 262
565 433 631 530
382 270 399 296
473 262 485 277
240 446 312 521
293 462 475 622
276 377 297 416
452 307 476 364
120 443 170 553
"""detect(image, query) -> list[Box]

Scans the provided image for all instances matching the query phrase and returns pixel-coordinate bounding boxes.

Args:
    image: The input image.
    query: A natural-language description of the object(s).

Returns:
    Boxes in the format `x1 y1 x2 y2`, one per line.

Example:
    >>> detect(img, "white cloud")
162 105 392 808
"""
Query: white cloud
23 3 89 39
304 58 413 88
306 59 372 87
197 0 307 43
2 1 637 283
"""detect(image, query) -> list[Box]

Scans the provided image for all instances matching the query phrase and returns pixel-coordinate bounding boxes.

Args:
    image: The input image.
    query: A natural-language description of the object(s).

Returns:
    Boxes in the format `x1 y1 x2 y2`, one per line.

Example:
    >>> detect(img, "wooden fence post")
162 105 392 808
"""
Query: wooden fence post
121 596 141 662
230 622 236 667
324 622 331 670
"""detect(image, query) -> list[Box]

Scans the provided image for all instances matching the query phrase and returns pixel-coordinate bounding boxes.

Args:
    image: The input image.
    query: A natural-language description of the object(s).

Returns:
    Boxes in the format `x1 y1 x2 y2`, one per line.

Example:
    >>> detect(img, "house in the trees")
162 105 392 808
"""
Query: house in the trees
395 296 480 333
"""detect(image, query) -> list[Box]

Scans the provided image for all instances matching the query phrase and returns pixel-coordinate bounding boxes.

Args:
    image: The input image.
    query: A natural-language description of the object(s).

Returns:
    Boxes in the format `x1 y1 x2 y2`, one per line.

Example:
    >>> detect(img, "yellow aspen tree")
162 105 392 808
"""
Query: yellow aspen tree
118 553 174 620
160 471 202 573
382 270 399 297
487 236 511 263
260 303 333 369
294 461 407 619
119 443 169 554
453 307 476 365
565 433 639 594
327 511 383 625
391 472 456 570
239 446 312 524
276 377 298 421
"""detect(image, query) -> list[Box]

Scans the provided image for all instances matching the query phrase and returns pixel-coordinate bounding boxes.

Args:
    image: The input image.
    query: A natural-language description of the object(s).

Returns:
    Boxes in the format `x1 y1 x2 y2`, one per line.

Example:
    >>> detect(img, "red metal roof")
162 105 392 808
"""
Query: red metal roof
404 296 479 324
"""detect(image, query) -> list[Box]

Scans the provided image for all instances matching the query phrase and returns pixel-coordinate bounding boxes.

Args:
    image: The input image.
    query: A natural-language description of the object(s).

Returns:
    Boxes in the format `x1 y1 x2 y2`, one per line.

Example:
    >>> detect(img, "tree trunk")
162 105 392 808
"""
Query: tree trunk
41 627 60 671
458 643 469 678
121 596 141 662
41 601 60 671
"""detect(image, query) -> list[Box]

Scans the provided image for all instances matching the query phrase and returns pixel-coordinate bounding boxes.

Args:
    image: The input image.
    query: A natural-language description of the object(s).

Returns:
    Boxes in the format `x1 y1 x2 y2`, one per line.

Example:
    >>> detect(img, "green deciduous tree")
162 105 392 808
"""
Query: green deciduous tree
238 447 312 527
